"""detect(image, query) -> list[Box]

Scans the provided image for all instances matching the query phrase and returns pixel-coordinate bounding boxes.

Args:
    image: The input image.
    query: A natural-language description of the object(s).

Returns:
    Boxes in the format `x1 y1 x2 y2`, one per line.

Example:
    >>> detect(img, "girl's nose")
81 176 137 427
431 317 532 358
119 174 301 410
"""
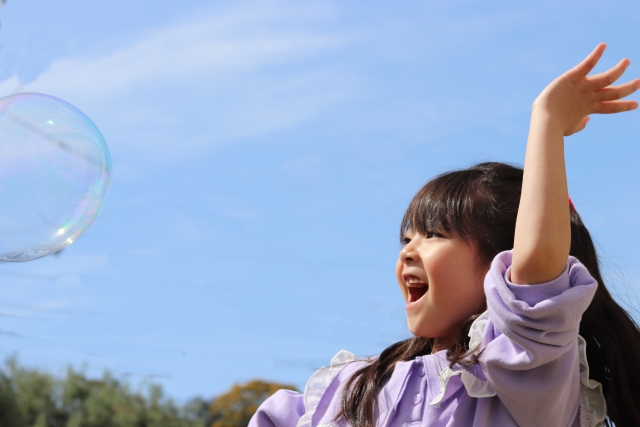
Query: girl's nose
399 245 416 263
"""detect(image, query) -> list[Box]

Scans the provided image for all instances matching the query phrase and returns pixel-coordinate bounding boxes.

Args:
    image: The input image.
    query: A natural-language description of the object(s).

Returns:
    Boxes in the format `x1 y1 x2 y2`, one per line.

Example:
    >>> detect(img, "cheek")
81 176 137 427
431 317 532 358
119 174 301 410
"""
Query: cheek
422 249 460 284
424 247 482 302
443 261 486 312
395 259 406 297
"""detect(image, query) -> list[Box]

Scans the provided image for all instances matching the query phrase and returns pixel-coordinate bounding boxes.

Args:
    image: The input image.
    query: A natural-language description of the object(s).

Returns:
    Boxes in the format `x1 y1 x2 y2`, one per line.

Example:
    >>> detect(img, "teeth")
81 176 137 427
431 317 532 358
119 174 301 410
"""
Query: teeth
405 276 427 286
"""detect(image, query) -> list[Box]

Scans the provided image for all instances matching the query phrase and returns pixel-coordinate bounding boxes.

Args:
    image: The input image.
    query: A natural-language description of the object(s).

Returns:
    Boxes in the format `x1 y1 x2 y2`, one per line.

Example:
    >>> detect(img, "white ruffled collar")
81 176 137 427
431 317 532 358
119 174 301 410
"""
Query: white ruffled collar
431 312 607 427
296 350 357 427
297 312 607 427
577 335 607 427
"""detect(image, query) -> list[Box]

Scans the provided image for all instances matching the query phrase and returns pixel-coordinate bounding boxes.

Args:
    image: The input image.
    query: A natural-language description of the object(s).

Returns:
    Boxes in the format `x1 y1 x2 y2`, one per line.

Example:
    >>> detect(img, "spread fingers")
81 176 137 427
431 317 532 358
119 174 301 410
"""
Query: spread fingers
596 79 640 101
568 43 606 81
588 59 630 88
595 100 639 114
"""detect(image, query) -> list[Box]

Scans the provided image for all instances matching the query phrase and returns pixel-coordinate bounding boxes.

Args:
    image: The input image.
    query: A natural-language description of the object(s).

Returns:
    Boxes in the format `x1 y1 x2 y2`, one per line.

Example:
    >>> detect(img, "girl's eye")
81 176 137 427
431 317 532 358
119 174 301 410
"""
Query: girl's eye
401 237 411 246
425 231 440 238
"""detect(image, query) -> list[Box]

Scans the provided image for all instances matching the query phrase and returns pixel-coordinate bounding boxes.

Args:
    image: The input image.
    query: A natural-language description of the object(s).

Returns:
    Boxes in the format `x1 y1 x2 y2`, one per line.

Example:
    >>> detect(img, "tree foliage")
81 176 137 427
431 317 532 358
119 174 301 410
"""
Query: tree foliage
0 356 298 427
209 380 297 427
0 356 205 427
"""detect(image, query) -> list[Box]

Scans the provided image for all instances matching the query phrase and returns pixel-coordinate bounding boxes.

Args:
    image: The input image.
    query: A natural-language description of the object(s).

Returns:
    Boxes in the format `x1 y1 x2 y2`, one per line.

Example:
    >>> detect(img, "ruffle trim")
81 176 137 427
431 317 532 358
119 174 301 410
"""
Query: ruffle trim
298 316 607 427
296 350 357 427
429 312 607 427
430 311 496 408
577 335 607 427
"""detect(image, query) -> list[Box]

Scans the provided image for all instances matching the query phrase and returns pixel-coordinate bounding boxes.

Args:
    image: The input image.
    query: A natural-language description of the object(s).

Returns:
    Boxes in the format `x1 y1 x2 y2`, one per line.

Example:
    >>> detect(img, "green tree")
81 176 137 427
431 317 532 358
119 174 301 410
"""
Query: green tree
0 356 297 427
0 363 25 427
209 380 298 427
0 356 207 427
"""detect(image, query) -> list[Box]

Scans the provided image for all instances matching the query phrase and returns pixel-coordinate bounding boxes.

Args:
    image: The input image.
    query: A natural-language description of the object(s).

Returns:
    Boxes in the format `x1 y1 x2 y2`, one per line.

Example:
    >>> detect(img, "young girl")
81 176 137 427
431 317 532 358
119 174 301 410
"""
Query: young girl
248 44 640 427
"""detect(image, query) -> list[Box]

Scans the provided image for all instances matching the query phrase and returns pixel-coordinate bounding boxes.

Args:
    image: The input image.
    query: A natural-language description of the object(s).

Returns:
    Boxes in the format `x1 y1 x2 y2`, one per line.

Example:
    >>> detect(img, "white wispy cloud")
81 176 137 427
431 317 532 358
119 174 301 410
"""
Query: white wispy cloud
1 252 109 277
21 19 350 100
0 1 361 163
0 1 542 166
0 253 109 318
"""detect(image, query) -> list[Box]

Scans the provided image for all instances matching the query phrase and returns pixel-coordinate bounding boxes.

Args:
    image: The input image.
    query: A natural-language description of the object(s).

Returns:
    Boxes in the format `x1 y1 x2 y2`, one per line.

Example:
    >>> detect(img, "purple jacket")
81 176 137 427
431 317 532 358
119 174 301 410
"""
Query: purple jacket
249 250 607 427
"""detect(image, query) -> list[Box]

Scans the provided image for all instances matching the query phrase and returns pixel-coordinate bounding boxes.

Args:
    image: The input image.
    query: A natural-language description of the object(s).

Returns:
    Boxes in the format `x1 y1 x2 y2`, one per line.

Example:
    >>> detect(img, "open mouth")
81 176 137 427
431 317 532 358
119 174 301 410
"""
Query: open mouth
408 285 429 302
404 275 428 303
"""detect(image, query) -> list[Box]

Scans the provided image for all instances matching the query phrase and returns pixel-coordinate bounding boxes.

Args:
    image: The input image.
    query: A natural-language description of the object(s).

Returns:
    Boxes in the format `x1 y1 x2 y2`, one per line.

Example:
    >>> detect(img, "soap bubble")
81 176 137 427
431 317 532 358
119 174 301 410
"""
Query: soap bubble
0 93 111 262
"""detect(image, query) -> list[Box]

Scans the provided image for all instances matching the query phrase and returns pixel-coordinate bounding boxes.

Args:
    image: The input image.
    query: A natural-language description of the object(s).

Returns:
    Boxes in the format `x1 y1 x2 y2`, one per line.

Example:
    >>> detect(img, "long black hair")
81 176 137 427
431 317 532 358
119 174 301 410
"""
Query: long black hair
333 162 640 427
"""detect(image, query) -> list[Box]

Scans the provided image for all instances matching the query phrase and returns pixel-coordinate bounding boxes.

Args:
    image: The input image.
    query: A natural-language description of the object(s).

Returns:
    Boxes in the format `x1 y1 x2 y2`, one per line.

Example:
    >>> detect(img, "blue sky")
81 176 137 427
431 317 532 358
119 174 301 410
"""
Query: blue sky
0 0 638 401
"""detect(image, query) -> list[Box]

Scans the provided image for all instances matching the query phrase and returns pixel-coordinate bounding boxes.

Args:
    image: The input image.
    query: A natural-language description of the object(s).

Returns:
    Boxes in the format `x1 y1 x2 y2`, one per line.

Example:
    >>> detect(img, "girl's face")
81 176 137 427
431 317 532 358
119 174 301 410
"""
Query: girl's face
395 227 488 351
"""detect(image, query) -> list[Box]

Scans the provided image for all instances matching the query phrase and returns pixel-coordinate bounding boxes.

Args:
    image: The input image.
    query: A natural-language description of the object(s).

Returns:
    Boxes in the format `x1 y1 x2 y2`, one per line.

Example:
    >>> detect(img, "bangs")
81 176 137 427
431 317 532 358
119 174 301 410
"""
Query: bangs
399 161 523 274
400 170 481 242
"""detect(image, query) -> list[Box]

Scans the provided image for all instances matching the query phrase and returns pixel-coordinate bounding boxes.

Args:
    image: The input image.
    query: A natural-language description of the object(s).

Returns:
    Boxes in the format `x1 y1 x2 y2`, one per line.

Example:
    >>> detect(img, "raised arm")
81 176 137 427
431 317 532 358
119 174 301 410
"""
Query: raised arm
512 43 639 285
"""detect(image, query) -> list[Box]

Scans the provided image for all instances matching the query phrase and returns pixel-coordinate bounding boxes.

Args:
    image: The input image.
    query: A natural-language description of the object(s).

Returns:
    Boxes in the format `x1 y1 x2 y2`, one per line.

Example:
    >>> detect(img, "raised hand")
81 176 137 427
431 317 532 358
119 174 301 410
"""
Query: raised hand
533 43 640 136
512 44 638 285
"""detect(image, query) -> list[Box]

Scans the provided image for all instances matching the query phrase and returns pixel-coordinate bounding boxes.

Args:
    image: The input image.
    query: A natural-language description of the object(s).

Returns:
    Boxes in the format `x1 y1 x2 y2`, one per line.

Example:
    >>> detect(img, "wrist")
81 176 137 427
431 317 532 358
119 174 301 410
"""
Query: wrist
530 105 566 136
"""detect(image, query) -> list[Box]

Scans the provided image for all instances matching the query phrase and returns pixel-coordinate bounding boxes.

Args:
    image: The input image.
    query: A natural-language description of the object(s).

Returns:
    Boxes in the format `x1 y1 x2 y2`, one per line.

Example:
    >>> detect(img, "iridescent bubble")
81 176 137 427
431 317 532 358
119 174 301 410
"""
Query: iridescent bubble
0 93 111 261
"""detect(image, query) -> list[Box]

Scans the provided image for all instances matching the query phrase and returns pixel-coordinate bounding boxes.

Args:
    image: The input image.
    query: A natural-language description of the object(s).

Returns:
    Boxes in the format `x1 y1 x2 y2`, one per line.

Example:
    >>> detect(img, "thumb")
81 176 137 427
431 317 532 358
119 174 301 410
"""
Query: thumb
565 116 590 136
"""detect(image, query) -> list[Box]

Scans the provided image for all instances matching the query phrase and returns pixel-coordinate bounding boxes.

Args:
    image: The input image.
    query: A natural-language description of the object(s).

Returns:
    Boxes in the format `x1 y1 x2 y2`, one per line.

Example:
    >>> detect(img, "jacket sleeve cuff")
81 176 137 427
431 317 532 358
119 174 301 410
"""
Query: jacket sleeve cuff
503 258 571 306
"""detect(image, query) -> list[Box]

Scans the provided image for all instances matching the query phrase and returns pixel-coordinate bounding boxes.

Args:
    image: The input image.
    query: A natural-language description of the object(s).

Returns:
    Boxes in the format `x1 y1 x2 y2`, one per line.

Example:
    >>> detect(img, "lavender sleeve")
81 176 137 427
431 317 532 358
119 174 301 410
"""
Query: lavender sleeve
480 250 598 427
248 389 306 427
